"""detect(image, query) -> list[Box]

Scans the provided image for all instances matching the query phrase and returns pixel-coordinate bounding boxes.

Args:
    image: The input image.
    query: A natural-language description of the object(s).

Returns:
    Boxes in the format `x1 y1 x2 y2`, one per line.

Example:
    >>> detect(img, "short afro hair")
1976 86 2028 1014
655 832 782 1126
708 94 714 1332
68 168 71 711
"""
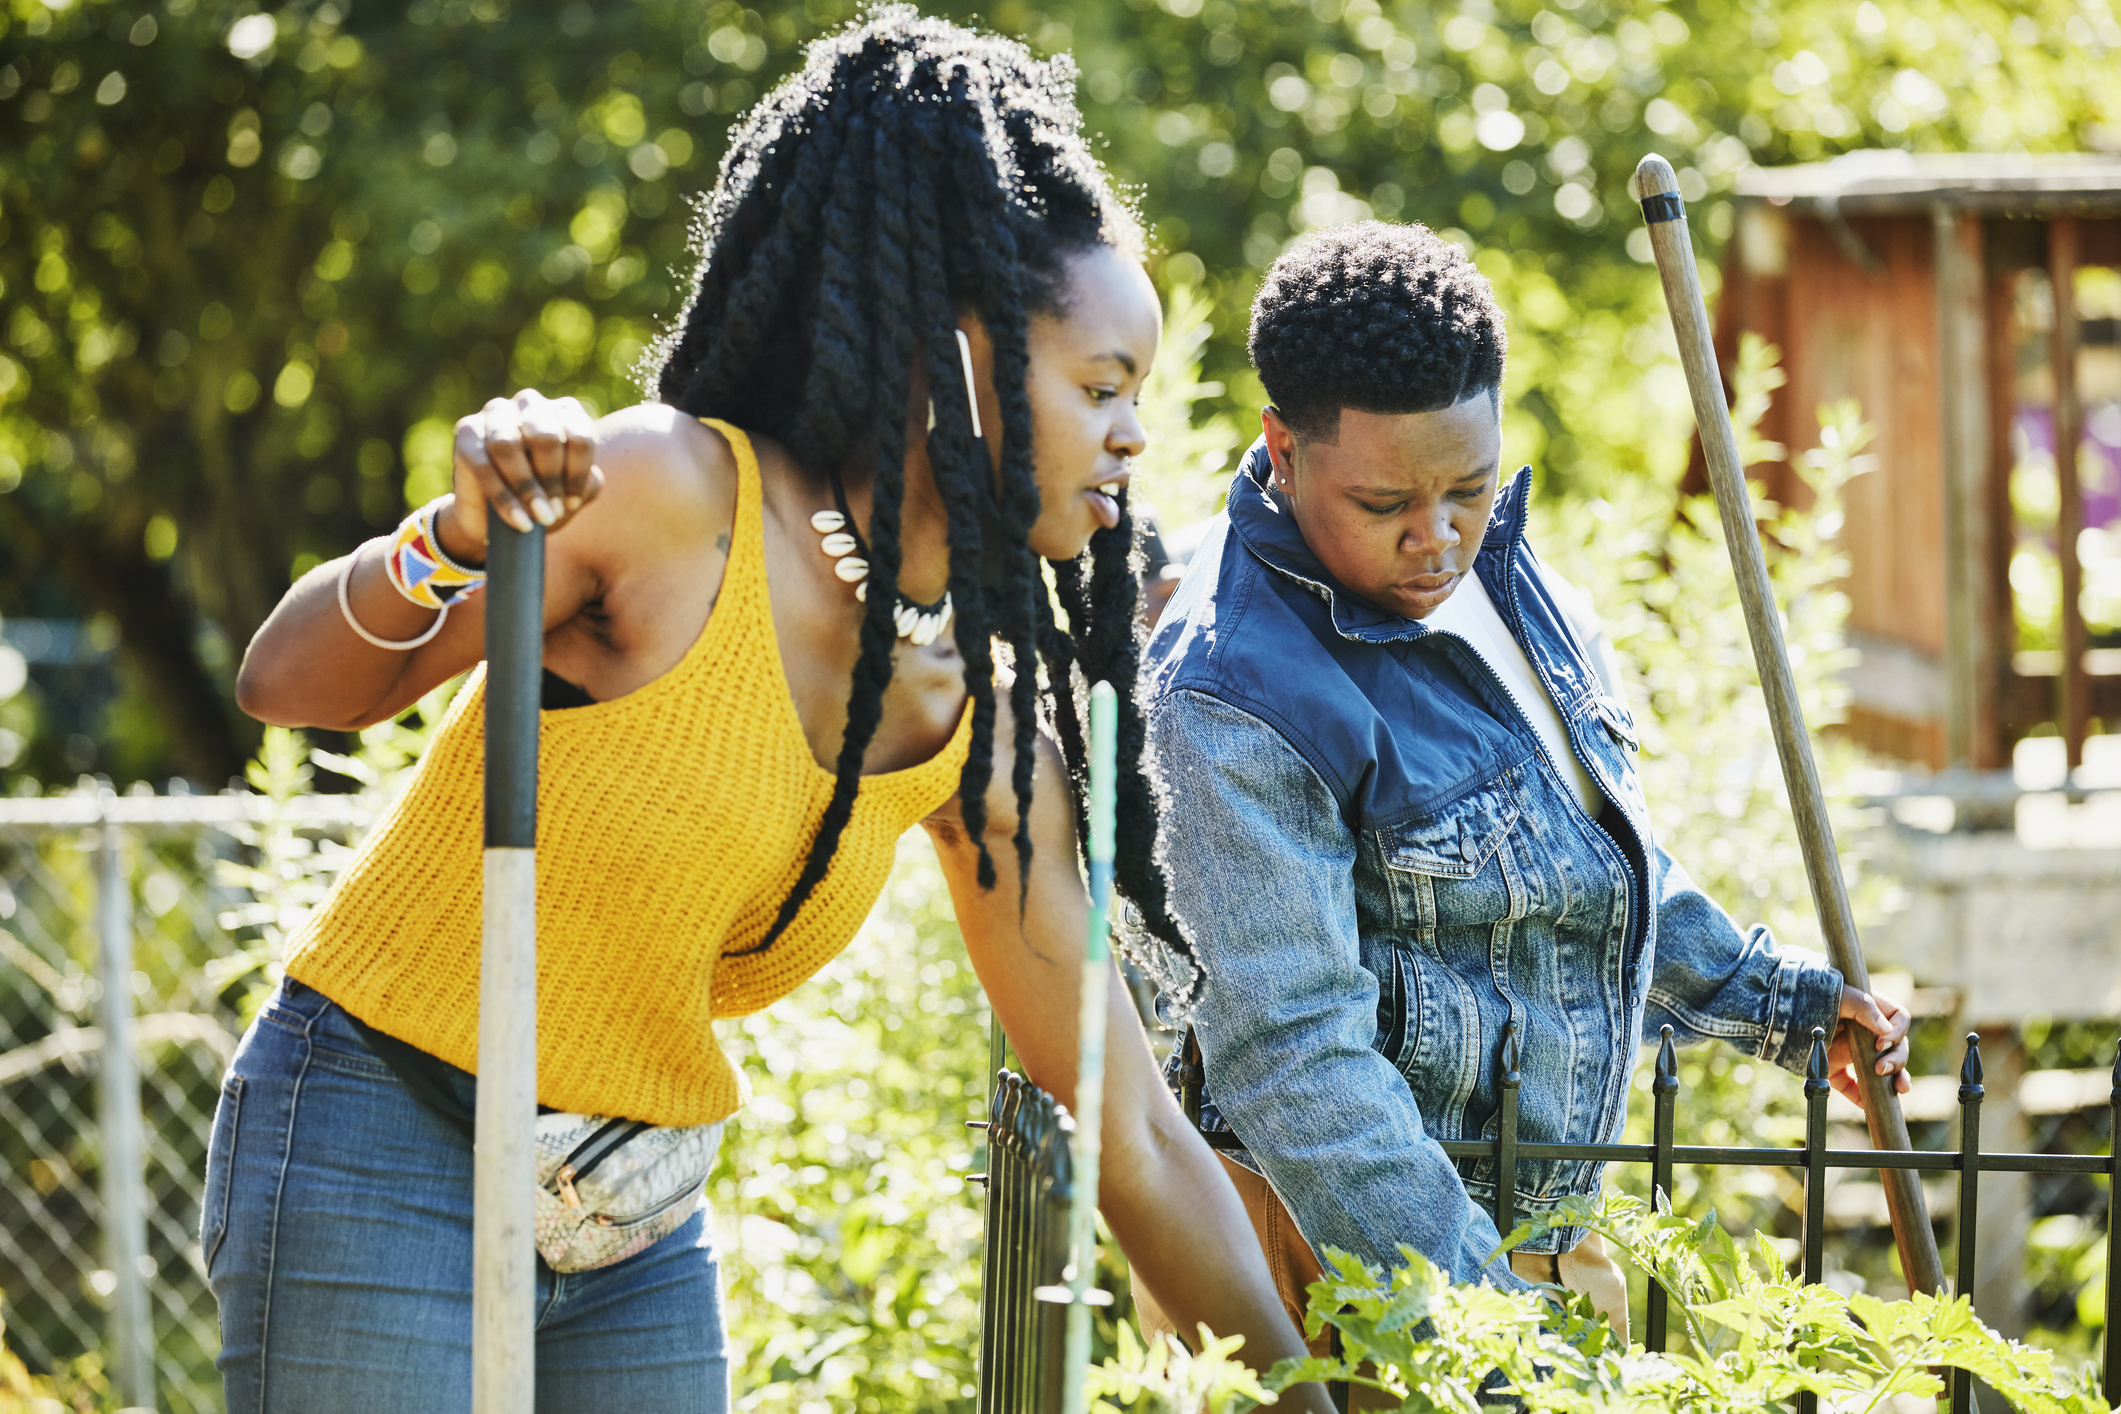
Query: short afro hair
1248 221 1507 442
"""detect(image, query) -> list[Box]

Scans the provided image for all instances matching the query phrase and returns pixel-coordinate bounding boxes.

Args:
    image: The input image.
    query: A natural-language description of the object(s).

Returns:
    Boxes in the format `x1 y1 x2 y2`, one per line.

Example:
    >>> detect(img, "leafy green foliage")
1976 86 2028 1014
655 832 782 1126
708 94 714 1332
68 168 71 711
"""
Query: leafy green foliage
0 0 728 779
1090 1321 1278 1414
0 1291 115 1413
3 0 2110 783
1273 1248 1615 1412
1130 278 1248 532
1234 1192 2116 1414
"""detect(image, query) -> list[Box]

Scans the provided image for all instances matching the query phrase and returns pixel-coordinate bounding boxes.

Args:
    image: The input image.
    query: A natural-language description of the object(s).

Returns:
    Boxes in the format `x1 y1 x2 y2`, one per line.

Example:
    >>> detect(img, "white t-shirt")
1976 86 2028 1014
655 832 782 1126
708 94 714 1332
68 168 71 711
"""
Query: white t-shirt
1422 567 1607 814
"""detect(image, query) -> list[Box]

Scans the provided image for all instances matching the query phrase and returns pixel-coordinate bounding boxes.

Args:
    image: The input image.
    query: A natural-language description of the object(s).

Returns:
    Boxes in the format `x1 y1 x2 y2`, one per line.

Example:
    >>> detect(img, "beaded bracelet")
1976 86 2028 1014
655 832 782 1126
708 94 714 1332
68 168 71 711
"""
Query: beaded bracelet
383 497 488 611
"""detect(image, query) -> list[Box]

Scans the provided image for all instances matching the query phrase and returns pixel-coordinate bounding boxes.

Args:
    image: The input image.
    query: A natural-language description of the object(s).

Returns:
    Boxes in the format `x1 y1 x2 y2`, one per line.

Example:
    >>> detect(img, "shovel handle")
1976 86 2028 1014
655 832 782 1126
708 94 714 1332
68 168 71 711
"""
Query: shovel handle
474 508 544 1410
1633 154 1945 1298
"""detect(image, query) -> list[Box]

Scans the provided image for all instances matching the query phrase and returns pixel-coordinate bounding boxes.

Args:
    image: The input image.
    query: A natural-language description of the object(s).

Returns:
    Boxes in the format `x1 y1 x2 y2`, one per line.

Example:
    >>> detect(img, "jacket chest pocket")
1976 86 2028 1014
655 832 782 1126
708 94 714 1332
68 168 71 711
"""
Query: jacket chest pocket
1590 694 1637 755
1384 776 1522 878
1381 775 1526 936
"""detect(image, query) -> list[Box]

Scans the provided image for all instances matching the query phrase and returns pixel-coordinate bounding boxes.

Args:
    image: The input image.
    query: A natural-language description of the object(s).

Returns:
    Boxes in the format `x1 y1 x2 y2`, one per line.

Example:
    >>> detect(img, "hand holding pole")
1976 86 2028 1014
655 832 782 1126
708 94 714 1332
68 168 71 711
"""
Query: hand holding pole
1632 154 1945 1298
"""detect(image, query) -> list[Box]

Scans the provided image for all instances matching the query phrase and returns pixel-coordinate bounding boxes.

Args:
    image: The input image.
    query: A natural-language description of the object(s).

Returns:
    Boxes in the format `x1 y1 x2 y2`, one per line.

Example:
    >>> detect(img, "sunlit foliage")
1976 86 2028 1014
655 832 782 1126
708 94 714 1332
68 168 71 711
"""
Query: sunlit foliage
1 0 2113 783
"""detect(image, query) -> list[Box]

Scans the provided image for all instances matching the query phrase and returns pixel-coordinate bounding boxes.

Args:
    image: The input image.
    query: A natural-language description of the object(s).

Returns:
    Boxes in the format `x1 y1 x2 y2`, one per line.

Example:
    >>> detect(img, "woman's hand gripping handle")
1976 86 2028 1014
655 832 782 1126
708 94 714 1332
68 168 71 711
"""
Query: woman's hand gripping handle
237 389 602 731
443 390 605 559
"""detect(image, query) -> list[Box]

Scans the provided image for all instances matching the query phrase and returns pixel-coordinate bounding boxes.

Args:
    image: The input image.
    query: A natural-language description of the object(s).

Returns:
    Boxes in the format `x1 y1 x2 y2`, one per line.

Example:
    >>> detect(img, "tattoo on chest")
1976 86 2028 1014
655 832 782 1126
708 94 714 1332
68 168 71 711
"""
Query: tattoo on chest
716 531 730 553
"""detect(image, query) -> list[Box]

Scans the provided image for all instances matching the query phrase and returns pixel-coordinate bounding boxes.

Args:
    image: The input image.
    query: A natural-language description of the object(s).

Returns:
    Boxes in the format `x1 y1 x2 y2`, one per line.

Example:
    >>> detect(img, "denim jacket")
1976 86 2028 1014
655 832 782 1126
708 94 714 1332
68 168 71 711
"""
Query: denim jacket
1144 440 1843 1287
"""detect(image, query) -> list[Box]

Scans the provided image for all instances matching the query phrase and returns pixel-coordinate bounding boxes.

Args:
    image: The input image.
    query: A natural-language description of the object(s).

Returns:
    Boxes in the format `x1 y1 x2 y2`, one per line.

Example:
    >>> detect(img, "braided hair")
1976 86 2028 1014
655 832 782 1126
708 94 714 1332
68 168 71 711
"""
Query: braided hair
651 8 1194 994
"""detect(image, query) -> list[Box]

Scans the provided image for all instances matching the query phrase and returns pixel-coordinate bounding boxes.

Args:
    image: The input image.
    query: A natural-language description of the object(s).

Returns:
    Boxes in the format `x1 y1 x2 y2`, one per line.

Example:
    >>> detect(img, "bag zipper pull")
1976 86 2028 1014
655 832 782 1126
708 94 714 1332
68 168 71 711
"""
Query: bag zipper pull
557 1165 583 1210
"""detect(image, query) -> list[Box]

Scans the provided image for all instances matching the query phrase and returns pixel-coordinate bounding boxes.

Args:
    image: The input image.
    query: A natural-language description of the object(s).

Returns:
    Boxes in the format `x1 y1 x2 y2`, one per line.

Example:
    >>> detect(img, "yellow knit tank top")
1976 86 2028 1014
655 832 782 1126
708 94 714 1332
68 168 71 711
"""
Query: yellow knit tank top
286 420 974 1126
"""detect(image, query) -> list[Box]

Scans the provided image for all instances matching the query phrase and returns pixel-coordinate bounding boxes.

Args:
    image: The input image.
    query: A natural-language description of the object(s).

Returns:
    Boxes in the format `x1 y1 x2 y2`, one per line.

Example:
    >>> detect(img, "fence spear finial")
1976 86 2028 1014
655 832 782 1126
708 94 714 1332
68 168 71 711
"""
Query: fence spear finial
1805 1026 1830 1095
1654 1024 1678 1095
1959 1033 1984 1102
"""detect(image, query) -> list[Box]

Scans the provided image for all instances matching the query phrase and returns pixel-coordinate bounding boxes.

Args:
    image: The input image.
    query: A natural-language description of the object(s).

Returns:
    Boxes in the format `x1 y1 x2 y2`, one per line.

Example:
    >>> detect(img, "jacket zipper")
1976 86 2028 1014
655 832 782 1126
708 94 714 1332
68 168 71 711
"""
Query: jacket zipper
1488 559 1650 1149
1249 479 1648 1178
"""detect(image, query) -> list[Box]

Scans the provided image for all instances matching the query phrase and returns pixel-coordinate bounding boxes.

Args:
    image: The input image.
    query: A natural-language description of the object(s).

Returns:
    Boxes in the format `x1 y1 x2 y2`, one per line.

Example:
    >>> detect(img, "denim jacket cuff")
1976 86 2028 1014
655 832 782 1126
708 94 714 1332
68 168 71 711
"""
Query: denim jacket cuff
1489 1257 1535 1293
1760 950 1845 1074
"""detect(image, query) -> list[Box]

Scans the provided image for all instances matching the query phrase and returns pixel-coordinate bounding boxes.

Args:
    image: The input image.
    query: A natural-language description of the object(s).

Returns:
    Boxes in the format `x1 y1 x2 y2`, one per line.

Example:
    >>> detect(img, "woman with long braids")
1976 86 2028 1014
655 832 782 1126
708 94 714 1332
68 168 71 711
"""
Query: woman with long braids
217 10 1334 1413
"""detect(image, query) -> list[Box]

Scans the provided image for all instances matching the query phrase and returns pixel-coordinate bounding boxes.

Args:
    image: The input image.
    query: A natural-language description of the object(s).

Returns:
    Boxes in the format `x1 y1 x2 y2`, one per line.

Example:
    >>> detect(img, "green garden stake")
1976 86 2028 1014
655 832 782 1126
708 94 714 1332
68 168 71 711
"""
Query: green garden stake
1059 681 1118 1413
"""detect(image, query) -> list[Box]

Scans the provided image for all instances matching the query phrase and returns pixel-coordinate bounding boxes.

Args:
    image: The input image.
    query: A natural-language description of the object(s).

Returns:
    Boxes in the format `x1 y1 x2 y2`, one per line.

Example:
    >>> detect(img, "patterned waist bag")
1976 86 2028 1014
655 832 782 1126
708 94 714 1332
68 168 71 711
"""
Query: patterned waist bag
532 1114 724 1272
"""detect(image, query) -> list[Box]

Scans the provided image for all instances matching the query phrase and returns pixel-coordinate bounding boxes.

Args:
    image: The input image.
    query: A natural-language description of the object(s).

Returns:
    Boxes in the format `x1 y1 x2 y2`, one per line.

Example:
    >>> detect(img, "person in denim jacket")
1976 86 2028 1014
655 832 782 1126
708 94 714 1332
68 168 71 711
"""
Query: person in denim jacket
1139 223 1912 1328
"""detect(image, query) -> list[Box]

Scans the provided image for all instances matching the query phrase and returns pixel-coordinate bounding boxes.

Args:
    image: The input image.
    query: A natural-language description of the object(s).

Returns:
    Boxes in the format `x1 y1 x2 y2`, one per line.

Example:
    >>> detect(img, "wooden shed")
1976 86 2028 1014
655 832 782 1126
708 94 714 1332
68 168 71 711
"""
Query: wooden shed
1711 152 2121 773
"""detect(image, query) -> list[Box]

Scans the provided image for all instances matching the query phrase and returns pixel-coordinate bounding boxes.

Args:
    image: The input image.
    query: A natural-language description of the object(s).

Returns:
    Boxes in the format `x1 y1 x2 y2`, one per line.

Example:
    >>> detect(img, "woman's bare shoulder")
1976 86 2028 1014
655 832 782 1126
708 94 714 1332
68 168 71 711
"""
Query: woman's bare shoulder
592 406 802 514
595 403 731 503
565 404 758 556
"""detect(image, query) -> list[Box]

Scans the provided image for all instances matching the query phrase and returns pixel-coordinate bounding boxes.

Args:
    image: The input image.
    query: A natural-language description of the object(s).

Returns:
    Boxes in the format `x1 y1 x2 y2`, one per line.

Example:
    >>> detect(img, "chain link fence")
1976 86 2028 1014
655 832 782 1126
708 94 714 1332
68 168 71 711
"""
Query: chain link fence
0 790 364 1414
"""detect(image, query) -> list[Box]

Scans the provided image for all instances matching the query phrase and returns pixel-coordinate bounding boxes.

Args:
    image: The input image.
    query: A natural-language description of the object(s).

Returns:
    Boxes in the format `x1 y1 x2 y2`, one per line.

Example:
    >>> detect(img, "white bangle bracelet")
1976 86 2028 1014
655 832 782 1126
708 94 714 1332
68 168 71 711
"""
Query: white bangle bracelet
338 539 450 650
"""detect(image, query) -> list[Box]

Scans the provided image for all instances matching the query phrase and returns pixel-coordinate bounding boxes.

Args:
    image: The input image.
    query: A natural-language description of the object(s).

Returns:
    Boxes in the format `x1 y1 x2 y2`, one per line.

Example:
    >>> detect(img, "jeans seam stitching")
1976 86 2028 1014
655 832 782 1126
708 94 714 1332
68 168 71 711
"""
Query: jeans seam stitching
202 1075 244 1275
256 998 325 1408
303 1049 397 1081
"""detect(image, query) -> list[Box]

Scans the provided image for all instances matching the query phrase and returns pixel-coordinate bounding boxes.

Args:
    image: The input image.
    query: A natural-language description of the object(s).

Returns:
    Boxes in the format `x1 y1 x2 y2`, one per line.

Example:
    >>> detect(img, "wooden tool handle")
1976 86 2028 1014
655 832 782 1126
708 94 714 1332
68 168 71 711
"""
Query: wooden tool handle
1633 154 1945 1298
474 508 544 1410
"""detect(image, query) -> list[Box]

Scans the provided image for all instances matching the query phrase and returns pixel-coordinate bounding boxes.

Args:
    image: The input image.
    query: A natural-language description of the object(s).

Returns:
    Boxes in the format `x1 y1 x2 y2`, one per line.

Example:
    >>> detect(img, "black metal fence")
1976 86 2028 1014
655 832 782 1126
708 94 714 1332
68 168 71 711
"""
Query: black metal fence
1420 1024 2117 1414
971 1071 1077 1414
978 1028 2120 1414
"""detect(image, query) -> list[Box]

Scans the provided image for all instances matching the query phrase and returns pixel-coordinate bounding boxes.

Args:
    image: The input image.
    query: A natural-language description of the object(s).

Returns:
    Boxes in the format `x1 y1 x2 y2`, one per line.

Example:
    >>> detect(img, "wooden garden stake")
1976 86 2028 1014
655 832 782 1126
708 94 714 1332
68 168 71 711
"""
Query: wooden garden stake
1633 154 1947 1299
474 508 543 1411
1057 681 1118 1412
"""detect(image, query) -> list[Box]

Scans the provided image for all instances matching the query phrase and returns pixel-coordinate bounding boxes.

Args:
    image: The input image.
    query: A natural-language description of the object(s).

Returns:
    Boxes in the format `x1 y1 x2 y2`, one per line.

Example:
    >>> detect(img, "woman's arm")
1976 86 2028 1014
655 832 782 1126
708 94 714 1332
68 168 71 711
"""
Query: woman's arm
924 725 1333 1414
235 392 600 729
235 394 728 731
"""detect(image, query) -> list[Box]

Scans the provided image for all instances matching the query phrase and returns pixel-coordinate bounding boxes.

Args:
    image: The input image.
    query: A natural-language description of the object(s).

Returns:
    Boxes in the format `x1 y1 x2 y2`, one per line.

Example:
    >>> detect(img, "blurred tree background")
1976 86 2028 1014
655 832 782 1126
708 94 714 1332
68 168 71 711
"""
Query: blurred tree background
0 0 2115 788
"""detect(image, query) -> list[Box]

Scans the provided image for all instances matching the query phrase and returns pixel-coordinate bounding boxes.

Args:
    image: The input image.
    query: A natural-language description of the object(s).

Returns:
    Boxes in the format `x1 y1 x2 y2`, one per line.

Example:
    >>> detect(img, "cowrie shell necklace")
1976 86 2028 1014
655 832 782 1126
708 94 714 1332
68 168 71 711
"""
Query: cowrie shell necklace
810 506 954 646
807 327 979 646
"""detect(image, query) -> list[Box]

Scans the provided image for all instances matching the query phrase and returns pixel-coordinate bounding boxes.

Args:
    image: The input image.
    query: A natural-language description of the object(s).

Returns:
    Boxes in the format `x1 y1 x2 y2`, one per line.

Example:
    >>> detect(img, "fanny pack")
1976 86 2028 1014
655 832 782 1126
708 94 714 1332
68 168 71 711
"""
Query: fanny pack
532 1113 724 1272
339 1004 721 1273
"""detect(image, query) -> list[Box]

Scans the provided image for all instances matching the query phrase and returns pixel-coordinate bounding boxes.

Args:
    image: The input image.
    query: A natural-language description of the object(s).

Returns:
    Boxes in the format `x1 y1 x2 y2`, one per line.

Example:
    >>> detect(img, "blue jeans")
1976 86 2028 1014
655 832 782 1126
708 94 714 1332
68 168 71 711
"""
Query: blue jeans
203 979 730 1414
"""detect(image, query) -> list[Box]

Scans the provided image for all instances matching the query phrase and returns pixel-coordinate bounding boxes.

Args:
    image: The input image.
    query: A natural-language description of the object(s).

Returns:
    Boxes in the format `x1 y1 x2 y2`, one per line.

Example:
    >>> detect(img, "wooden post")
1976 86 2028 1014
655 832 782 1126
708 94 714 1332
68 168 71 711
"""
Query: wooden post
1935 205 1994 771
473 508 543 1413
2049 216 2088 772
1635 154 1947 1298
1981 250 2019 771
95 804 156 1410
